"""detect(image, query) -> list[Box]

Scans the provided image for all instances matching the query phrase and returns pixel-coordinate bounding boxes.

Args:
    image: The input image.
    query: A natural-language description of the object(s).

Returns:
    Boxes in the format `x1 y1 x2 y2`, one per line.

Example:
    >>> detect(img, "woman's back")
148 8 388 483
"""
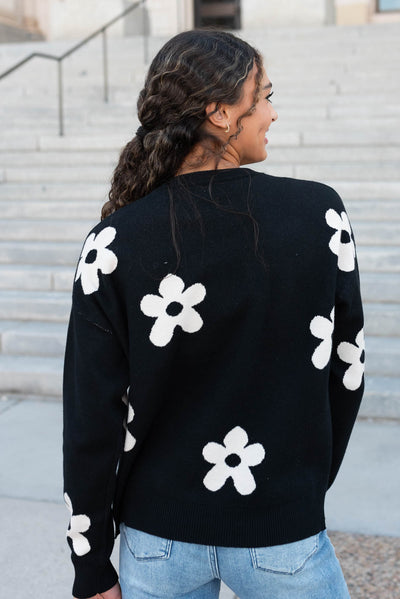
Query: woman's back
65 166 364 560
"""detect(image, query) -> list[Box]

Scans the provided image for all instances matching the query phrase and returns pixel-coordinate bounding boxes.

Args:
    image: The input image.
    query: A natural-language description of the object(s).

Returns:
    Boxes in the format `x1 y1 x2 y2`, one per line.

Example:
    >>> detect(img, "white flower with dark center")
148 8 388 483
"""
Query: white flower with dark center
122 390 136 452
325 209 355 272
140 273 206 347
202 426 265 496
75 226 118 295
310 307 335 369
64 492 91 556
337 328 365 390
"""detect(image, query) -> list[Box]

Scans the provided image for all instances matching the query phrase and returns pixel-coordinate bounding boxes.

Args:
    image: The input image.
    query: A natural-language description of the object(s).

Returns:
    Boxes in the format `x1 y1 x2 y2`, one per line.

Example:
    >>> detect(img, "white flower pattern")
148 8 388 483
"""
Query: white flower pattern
75 226 118 295
122 390 136 452
310 307 335 369
64 492 91 556
140 273 206 347
202 426 265 496
325 209 355 272
337 328 365 390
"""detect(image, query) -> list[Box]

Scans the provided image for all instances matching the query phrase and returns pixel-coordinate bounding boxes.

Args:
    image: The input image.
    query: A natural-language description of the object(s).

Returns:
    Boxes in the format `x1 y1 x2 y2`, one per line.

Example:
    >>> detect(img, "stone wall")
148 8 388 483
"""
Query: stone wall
241 0 327 28
1 0 400 42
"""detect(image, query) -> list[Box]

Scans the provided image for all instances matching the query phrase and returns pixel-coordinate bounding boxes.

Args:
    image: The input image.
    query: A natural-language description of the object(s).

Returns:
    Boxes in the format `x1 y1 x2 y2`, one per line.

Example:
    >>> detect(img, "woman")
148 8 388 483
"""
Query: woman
63 29 365 599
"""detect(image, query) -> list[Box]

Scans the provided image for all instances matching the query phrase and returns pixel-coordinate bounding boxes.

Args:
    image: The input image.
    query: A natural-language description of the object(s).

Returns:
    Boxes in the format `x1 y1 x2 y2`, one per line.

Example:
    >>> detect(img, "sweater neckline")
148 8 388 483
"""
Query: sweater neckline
172 167 254 183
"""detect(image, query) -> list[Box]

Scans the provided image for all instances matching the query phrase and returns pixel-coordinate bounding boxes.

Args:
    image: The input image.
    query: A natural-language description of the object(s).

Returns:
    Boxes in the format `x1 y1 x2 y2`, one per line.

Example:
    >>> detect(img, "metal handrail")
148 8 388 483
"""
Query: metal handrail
0 0 148 136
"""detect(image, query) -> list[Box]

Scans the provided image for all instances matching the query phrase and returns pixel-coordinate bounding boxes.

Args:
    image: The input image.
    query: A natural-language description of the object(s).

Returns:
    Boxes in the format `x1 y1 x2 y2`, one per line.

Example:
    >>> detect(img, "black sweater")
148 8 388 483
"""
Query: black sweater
63 167 365 598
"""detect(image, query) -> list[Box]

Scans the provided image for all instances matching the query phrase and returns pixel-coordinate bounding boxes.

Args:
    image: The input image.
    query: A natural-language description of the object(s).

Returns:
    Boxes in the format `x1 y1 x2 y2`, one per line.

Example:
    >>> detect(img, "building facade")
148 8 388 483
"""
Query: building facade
0 0 399 41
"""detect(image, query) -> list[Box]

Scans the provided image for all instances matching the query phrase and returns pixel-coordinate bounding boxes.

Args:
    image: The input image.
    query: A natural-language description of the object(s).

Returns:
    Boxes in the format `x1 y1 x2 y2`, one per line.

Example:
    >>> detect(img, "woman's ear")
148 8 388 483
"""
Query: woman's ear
206 102 230 131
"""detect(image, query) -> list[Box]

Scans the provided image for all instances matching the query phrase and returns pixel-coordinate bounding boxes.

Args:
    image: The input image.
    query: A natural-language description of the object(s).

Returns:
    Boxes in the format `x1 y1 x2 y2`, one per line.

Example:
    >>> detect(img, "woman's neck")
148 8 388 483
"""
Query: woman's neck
175 143 240 176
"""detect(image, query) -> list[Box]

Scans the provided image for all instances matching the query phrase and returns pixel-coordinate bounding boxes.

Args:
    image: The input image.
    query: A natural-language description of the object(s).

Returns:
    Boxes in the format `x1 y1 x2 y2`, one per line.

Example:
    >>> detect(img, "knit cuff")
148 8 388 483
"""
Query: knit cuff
72 558 118 599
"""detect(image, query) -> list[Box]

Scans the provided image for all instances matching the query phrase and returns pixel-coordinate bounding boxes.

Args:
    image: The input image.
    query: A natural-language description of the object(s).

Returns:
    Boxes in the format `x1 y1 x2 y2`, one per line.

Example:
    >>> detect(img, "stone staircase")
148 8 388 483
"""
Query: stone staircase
0 24 399 419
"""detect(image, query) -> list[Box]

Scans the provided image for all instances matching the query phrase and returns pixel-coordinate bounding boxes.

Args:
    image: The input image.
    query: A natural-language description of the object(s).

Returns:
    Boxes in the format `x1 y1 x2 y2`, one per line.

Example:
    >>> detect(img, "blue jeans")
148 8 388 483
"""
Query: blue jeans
119 523 351 599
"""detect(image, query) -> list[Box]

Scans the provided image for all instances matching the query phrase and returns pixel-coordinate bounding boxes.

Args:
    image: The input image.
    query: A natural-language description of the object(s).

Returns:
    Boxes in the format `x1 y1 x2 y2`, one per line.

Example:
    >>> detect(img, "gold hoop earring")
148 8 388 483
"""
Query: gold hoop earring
225 123 230 133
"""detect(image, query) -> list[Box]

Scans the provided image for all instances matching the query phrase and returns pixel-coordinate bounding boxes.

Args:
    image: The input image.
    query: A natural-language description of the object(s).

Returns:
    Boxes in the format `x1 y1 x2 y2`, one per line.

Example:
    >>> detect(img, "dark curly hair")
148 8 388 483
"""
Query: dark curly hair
101 29 267 273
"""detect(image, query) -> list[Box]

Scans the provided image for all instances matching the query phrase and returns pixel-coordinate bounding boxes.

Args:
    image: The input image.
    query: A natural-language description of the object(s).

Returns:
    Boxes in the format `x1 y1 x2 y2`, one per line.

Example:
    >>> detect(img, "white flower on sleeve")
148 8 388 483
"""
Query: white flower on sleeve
122 390 136 452
140 273 206 347
64 492 91 556
75 226 118 295
337 328 365 390
325 209 355 272
202 426 265 496
310 307 335 369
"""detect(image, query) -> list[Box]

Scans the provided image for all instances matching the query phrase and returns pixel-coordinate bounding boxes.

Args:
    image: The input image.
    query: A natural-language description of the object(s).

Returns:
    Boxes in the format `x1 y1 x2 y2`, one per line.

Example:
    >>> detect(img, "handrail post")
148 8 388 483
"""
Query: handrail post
58 60 64 136
102 28 109 103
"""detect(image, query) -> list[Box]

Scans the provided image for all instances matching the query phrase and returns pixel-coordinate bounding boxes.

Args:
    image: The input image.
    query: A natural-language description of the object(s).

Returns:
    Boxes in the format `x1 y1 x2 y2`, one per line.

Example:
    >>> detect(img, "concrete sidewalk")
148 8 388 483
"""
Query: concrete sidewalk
0 396 399 598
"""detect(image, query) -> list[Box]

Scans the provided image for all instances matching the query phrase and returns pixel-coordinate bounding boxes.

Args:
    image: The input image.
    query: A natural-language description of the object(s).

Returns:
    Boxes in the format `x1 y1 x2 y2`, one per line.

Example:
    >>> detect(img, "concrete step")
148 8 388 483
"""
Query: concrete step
360 376 400 420
0 291 71 322
113 89 400 108
3 106 400 124
328 104 400 119
1 135 131 152
0 151 117 166
0 219 96 242
0 285 398 336
3 106 400 128
2 122 400 141
0 308 397 356
365 336 400 377
327 181 400 201
1 122 137 137
303 129 400 146
0 200 103 220
0 354 63 396
3 163 400 184
1 147 400 167
1 199 397 222
0 321 67 356
0 219 398 246
2 99 400 120
7 127 400 156
351 222 400 246
360 273 400 303
0 130 298 148
0 240 398 271
2 69 400 94
0 241 80 265
293 163 400 182
0 267 397 302
345 201 400 222
0 336 397 402
0 182 108 200
2 166 118 184
357 246 400 273
0 265 74 291
363 304 400 337
1 180 400 203
264 147 400 163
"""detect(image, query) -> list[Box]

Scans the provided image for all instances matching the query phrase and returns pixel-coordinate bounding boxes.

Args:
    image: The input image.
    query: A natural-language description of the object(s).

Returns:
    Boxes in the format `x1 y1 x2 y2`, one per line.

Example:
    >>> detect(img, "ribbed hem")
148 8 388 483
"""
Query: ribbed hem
72 558 118 599
119 488 326 548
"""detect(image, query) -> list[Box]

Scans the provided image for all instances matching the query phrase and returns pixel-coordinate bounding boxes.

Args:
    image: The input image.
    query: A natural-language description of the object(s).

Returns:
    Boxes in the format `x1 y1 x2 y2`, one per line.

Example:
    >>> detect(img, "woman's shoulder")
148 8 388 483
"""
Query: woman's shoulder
84 185 170 241
247 168 346 212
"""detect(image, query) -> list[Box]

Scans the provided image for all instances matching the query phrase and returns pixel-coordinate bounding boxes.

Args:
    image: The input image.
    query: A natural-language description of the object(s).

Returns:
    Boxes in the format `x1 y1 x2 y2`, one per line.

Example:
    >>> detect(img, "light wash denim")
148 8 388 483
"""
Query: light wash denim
119 522 351 599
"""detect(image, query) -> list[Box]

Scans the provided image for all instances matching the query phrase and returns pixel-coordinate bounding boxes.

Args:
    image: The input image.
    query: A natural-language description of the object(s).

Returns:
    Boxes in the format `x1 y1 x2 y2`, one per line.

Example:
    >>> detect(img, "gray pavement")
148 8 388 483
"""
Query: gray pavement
0 396 399 598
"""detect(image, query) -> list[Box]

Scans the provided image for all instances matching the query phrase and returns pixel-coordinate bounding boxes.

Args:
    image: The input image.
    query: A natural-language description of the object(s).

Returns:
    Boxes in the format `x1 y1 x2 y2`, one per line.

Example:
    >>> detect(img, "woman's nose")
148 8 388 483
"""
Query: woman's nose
272 108 278 122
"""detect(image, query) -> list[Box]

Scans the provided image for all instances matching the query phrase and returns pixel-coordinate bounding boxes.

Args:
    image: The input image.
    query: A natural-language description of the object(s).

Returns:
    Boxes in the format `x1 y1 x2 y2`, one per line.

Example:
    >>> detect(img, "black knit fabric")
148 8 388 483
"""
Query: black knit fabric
63 167 365 598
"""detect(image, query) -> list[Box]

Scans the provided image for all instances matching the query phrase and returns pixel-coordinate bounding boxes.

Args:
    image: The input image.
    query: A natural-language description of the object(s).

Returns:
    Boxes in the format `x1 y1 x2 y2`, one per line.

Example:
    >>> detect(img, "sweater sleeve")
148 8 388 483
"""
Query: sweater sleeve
326 198 365 491
63 222 130 598
63 307 129 598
